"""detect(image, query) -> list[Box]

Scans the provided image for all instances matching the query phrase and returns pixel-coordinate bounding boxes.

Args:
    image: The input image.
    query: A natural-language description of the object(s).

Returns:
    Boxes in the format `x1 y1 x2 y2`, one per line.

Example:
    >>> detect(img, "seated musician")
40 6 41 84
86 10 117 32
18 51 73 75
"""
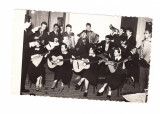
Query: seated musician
75 45 102 97
97 35 114 56
27 22 49 91
97 47 127 98
50 43 73 91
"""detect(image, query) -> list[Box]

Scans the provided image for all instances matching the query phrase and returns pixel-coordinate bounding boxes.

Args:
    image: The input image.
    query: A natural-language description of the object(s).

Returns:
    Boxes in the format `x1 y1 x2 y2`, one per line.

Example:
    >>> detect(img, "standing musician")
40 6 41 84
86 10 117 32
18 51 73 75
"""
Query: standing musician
27 22 49 91
75 45 102 97
121 28 136 54
50 43 74 91
114 27 126 47
62 24 75 50
48 24 63 43
138 29 151 92
78 23 97 44
21 22 40 93
75 30 90 56
97 47 127 98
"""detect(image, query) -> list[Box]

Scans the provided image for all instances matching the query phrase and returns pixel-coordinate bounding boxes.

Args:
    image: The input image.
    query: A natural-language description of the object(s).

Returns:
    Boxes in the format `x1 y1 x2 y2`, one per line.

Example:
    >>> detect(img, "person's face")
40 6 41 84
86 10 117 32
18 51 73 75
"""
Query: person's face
41 24 47 31
119 29 124 35
25 22 31 29
61 45 67 52
144 30 151 39
126 30 132 37
105 38 110 43
54 25 59 32
96 36 99 42
81 32 87 38
54 38 58 42
86 25 91 31
89 48 94 54
114 50 120 57
66 27 71 33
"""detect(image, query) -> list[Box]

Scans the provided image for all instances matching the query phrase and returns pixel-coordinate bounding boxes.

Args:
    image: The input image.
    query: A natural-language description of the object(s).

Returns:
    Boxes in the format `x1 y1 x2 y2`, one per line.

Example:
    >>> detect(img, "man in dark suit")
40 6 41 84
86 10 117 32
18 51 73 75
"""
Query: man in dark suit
21 22 40 93
48 24 63 43
97 35 114 57
75 30 89 56
122 28 136 52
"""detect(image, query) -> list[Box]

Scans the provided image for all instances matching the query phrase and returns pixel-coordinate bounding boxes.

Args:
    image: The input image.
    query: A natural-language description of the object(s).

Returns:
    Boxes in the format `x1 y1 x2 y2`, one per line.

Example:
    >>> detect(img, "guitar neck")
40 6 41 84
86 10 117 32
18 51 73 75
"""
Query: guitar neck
86 60 99 65
59 56 80 62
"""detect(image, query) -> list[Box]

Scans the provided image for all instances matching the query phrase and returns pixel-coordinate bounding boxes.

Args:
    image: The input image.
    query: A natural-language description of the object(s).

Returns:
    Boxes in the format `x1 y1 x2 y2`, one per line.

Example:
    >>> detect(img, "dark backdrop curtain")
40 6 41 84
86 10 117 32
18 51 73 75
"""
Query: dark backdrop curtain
121 17 138 39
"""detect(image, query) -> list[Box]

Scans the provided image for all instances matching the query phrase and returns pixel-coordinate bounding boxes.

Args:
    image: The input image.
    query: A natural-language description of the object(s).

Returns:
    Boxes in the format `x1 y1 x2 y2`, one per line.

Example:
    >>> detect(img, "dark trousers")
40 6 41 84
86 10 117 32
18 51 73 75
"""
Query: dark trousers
139 66 149 92
21 56 30 91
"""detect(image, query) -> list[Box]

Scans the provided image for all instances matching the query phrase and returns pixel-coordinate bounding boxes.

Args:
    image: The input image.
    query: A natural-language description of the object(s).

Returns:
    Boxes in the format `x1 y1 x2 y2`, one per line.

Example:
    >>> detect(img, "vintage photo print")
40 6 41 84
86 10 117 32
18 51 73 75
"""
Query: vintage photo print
12 9 152 103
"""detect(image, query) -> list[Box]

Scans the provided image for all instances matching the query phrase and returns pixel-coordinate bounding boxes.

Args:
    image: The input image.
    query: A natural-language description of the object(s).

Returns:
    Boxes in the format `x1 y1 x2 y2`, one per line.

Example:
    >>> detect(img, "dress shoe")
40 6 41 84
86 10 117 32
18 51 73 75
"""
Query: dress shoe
30 93 36 96
83 92 88 97
21 89 30 92
106 95 111 99
75 84 81 90
129 77 135 88
59 86 64 92
36 86 39 91
96 91 104 96
51 82 57 89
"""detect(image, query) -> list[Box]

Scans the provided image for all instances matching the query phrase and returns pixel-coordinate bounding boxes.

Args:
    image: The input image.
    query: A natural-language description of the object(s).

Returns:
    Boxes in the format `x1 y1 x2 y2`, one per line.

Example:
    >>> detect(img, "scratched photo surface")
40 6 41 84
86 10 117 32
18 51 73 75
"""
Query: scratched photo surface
12 9 152 103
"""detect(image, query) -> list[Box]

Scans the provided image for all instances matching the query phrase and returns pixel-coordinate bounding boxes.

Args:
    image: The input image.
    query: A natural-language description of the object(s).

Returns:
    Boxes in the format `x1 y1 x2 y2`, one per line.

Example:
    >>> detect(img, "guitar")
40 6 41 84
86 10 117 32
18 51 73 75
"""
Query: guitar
45 41 59 51
73 58 105 73
47 55 80 69
98 54 132 73
31 51 50 67
106 57 132 73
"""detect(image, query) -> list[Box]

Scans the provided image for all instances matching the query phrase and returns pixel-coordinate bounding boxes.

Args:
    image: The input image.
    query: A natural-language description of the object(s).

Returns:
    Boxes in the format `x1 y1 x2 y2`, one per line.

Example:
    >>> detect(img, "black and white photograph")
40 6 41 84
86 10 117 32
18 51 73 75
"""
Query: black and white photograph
2 0 160 114
13 9 152 103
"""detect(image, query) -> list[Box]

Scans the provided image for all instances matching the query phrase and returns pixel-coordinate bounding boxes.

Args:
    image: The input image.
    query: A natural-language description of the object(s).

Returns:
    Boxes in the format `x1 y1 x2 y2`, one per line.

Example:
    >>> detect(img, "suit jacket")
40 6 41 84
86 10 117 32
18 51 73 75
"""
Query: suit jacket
75 37 89 56
97 40 114 54
48 31 63 43
23 30 34 59
125 36 136 51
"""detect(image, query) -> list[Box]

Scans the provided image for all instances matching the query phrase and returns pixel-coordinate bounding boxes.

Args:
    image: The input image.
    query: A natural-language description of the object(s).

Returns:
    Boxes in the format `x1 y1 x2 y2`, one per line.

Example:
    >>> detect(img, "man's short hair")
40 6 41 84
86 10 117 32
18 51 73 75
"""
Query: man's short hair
53 24 59 28
121 27 126 32
145 28 152 34
41 22 47 26
114 47 121 54
126 27 133 33
86 23 91 27
61 43 68 49
66 24 72 28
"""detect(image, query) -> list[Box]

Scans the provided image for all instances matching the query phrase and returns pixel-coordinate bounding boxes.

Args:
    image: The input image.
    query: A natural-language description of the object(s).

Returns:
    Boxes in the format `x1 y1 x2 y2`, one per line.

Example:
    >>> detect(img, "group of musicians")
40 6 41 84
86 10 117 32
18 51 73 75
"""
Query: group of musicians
21 21 151 98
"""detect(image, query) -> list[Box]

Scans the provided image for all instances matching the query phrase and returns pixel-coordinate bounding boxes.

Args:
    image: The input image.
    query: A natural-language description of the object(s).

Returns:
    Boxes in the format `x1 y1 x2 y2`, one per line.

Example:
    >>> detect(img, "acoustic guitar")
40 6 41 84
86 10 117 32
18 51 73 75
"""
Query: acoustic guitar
98 54 132 73
47 55 80 69
73 58 105 73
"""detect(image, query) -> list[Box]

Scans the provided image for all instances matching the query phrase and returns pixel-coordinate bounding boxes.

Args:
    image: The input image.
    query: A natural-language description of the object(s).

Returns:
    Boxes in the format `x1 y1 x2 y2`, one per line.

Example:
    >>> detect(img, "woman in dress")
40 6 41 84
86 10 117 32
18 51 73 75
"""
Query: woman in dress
97 47 127 98
75 45 102 97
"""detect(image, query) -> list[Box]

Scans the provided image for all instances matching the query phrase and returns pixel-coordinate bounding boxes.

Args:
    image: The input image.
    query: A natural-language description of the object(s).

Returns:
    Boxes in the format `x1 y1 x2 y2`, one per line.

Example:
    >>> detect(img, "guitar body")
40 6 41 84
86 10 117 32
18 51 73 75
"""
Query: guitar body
73 59 90 72
31 55 43 67
47 55 64 69
108 64 117 73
